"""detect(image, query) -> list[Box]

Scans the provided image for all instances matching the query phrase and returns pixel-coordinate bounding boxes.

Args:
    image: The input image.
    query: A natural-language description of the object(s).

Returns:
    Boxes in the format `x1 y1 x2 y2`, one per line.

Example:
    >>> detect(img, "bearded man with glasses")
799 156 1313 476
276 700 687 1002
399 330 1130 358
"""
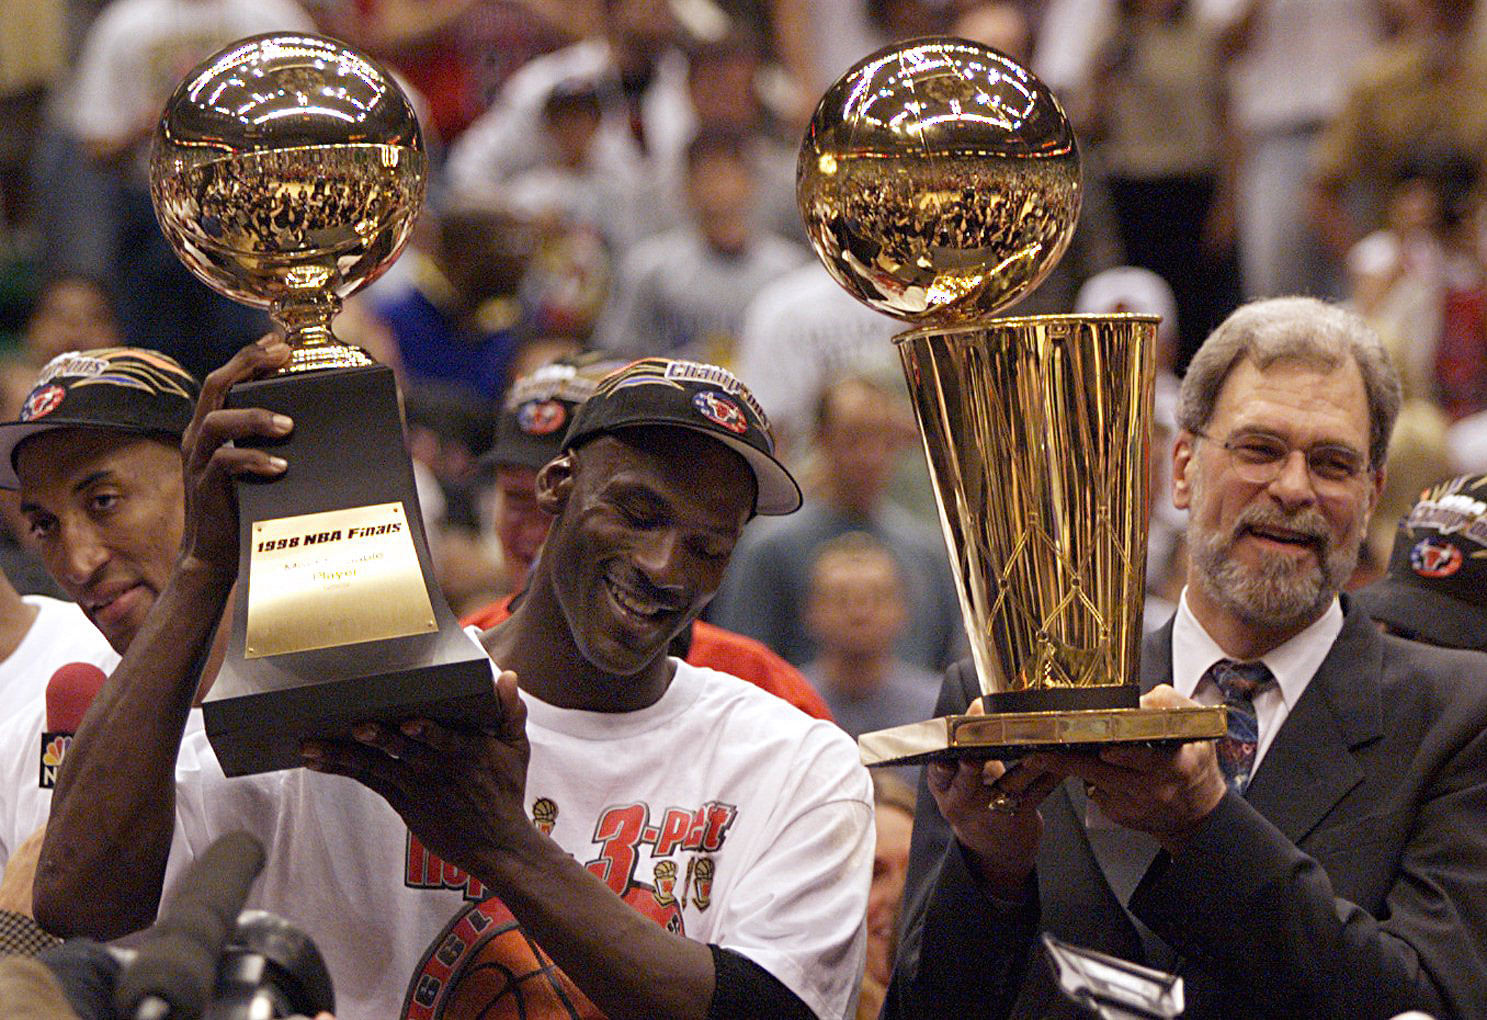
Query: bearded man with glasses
887 296 1487 1020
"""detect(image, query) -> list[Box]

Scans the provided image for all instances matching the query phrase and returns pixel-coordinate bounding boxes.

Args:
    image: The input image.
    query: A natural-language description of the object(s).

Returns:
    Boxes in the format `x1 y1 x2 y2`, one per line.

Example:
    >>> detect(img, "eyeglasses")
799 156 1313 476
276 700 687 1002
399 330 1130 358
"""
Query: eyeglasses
1191 428 1370 489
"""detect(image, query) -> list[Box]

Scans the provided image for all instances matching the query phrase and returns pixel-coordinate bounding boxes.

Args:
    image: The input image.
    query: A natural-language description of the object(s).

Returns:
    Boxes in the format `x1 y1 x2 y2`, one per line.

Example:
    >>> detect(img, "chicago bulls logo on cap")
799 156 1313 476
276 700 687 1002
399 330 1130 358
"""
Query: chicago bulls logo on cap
1410 537 1463 579
691 391 748 435
20 385 65 422
517 399 567 436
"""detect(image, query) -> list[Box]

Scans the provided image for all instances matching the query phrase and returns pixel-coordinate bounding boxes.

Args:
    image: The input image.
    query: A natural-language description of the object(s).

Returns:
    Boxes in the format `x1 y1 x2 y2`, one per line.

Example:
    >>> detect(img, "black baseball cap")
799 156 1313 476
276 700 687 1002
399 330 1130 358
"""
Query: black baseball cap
488 353 629 472
561 357 801 516
0 347 200 490
1353 473 1487 651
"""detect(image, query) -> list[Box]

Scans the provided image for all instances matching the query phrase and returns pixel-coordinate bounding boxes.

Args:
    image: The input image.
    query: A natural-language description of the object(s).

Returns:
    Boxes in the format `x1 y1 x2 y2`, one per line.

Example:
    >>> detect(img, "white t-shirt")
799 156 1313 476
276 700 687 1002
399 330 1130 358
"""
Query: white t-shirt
735 262 901 450
69 0 313 147
172 653 873 1019
0 697 203 871
593 227 807 363
0 595 118 735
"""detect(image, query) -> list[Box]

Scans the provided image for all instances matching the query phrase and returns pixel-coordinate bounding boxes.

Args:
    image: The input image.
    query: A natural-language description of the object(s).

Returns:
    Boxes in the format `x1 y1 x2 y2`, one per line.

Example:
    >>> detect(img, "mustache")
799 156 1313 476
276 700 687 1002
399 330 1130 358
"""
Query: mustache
1232 505 1330 548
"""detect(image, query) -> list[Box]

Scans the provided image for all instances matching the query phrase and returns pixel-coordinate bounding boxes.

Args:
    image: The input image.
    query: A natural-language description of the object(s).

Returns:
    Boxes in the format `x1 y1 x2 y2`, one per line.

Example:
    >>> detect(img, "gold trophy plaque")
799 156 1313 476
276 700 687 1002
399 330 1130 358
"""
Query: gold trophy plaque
796 38 1224 766
151 33 497 775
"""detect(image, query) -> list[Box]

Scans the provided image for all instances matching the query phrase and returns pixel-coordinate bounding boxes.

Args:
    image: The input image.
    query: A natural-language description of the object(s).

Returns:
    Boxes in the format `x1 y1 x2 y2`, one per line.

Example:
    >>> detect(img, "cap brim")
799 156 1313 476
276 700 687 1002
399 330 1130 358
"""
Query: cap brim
700 427 802 516
1352 579 1487 651
478 434 561 474
0 418 180 490
0 419 86 490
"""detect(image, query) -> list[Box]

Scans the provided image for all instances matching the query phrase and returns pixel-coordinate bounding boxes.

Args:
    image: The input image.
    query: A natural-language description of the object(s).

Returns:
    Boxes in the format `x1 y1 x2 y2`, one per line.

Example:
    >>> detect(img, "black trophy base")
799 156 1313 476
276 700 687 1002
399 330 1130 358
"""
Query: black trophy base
206 363 499 776
204 632 497 776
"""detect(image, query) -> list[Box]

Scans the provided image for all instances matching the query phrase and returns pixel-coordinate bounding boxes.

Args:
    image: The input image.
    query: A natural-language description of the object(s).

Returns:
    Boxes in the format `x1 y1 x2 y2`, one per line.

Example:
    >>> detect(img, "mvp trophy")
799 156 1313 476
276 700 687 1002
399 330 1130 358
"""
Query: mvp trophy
151 33 496 775
797 39 1225 765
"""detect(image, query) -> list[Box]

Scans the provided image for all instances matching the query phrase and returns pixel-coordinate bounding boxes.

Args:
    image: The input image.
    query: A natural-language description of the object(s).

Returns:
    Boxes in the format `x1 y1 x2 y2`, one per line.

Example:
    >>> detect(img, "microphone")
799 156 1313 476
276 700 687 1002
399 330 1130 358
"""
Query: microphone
39 663 109 789
113 831 266 1020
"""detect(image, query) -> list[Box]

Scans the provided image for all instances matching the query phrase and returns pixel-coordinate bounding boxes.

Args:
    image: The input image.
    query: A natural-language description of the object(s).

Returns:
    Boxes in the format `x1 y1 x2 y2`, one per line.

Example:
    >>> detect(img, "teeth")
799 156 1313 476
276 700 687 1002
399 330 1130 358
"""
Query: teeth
607 577 662 618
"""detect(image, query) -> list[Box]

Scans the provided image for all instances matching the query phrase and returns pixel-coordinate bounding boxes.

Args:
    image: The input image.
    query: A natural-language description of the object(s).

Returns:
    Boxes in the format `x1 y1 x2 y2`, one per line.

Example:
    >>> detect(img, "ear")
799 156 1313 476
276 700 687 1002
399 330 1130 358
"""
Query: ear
1366 463 1387 517
535 452 576 514
1171 431 1197 512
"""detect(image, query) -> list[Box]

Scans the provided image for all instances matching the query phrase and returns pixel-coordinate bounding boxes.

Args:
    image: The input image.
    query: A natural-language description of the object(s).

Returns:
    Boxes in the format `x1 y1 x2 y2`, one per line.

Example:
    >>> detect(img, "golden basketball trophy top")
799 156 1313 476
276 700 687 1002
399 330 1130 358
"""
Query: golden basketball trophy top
150 32 427 374
797 38 1225 764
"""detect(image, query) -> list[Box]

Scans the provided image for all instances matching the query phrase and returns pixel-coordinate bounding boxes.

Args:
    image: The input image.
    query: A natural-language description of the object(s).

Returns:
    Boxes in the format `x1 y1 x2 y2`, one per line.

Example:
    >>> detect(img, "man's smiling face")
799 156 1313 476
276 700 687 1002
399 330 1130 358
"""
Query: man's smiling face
1175 357 1384 637
16 429 184 652
539 427 753 680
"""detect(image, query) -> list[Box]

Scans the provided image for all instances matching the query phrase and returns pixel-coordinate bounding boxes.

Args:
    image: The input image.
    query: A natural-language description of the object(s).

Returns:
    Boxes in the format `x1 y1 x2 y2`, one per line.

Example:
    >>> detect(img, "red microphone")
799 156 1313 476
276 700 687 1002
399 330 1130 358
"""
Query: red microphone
40 662 108 789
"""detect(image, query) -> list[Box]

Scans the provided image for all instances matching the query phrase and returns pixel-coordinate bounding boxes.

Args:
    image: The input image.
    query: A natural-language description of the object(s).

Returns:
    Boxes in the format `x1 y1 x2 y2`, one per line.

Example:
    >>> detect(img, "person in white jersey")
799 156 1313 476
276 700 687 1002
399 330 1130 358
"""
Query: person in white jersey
35 343 873 1020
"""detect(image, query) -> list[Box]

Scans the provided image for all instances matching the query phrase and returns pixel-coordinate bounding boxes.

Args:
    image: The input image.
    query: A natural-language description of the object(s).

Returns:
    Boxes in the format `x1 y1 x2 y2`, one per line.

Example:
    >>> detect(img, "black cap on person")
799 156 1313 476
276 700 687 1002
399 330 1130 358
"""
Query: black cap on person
1353 473 1487 651
560 357 801 516
489 353 629 472
0 347 199 490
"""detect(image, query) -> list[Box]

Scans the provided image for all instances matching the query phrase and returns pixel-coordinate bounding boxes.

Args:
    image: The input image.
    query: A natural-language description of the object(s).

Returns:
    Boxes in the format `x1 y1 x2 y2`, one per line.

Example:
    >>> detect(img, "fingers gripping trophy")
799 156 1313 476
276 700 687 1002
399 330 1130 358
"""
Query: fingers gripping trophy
796 39 1225 765
151 34 496 775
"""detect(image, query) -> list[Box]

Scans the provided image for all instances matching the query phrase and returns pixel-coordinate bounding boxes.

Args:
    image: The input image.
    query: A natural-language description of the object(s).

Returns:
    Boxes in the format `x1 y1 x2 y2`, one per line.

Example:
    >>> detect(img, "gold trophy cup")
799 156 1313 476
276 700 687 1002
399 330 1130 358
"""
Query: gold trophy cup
796 38 1224 765
151 33 496 775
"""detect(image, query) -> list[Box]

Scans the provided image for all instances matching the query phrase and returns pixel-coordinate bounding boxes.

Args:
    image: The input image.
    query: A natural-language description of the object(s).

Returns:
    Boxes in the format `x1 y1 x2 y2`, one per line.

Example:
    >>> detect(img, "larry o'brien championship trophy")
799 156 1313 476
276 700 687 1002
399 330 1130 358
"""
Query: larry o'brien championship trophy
151 33 496 775
798 39 1226 766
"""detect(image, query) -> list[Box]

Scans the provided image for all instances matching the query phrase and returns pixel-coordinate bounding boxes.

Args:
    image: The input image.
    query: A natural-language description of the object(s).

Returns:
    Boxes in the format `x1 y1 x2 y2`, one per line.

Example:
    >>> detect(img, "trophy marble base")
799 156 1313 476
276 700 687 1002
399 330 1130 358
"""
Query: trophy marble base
857 704 1227 767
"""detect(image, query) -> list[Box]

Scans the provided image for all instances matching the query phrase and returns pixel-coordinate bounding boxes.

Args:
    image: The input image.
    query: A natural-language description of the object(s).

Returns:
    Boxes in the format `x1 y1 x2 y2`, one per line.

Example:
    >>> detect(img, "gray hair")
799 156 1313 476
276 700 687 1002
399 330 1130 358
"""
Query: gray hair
1177 297 1402 469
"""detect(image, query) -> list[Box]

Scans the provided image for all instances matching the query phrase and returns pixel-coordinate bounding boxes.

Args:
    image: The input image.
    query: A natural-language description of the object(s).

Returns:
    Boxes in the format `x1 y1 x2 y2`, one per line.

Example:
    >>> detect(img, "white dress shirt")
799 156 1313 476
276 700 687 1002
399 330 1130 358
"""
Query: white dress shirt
1170 588 1344 773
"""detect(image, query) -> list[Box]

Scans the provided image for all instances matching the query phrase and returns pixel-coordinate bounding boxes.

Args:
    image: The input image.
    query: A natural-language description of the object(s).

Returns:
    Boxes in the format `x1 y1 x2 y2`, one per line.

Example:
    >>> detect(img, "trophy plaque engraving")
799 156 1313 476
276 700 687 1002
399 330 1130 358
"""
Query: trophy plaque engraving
152 33 497 775
796 38 1224 766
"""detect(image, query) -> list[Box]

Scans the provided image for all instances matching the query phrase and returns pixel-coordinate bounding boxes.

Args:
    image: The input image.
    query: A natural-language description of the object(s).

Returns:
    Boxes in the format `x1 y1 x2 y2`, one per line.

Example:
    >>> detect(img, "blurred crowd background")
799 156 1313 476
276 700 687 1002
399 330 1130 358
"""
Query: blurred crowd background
0 0 1485 762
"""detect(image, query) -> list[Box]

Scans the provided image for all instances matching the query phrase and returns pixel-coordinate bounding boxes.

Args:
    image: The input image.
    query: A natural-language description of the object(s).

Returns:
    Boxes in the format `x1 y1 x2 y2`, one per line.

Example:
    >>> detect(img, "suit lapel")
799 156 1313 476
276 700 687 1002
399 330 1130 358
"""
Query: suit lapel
1243 601 1383 843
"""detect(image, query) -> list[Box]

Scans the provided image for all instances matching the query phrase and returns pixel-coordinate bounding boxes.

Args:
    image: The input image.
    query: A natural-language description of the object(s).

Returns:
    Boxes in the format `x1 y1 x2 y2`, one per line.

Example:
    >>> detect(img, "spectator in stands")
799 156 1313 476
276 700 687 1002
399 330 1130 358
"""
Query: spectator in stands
1348 150 1487 421
16 276 119 368
1215 0 1384 299
593 127 804 365
954 2 1125 318
64 0 312 379
735 261 900 457
1311 0 1487 270
710 373 965 671
446 0 690 247
858 771 915 1020
1353 471 1487 651
802 531 940 737
678 30 803 246
506 78 639 263
364 203 530 403
1082 0 1242 371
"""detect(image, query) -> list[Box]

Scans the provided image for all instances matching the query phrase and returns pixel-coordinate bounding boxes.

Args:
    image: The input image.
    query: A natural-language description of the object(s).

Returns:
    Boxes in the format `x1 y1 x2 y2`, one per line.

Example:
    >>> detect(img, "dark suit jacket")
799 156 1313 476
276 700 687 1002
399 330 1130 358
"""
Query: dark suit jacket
883 601 1487 1019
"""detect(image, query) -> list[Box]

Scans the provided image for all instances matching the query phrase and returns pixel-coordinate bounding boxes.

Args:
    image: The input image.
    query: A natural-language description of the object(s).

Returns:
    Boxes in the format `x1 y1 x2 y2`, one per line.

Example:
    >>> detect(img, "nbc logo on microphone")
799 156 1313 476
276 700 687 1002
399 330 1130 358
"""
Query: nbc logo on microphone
39 733 73 789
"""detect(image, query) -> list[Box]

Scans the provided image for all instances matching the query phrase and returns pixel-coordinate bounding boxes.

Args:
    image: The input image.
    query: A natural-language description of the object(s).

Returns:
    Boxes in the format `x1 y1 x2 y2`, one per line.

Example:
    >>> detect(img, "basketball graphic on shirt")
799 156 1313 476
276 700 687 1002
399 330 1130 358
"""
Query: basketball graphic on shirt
403 897 602 1020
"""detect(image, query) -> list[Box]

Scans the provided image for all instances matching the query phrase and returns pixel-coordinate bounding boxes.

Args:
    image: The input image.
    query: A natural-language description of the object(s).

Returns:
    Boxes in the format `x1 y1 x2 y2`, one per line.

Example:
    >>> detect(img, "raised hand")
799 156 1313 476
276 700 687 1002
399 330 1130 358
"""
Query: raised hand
179 335 293 574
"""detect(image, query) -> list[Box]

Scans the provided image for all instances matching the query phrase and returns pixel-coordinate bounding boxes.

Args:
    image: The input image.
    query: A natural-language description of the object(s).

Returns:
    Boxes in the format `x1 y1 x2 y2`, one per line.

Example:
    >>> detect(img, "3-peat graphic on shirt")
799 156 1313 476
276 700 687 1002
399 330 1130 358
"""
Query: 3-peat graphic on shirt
403 795 737 1018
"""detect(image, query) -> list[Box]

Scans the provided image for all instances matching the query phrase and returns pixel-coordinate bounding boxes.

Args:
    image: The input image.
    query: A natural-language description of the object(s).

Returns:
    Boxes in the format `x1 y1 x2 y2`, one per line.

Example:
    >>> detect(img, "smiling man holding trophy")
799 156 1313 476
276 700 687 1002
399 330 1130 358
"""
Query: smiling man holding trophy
802 38 1487 1020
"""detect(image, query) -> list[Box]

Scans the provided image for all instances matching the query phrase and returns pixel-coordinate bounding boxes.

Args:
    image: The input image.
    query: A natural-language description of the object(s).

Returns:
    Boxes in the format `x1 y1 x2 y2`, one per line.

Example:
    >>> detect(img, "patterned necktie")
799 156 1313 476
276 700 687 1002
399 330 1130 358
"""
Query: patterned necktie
1205 659 1275 795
